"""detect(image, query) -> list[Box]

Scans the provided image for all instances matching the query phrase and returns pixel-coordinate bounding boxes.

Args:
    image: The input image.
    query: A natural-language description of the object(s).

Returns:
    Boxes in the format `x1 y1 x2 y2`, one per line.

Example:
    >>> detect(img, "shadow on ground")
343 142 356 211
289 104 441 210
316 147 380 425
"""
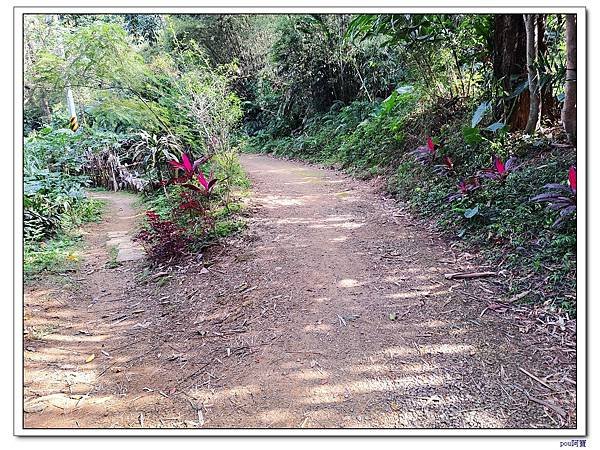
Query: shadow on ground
23 156 576 429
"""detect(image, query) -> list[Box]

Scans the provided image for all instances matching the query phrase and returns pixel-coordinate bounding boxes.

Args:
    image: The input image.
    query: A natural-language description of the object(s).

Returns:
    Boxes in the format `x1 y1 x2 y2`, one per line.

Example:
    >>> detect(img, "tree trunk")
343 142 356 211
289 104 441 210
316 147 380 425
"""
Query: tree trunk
40 96 51 122
537 15 558 122
492 14 528 130
524 14 540 134
562 14 577 144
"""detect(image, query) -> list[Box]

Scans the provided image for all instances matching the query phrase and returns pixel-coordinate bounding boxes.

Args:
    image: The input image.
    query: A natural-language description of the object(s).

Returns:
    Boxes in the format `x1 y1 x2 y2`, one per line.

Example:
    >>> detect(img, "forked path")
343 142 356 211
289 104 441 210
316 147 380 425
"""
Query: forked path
23 154 576 429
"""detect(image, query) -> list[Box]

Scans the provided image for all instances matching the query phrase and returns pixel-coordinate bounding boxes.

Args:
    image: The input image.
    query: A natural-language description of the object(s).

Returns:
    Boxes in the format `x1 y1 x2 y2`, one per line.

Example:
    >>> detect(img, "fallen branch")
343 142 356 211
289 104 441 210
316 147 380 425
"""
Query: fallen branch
507 290 531 303
519 367 557 392
526 393 566 418
444 271 497 280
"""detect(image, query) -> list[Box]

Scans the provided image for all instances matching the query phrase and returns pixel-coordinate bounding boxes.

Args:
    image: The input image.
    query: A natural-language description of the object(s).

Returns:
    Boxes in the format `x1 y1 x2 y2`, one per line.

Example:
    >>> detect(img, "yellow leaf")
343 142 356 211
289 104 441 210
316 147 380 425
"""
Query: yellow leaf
85 354 95 363
67 253 79 262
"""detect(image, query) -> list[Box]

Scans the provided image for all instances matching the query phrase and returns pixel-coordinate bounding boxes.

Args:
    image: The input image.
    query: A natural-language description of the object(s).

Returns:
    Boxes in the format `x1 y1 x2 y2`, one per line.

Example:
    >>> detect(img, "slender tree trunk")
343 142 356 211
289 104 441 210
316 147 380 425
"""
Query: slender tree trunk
40 96 51 122
524 14 540 134
562 14 577 144
492 14 528 130
537 15 557 122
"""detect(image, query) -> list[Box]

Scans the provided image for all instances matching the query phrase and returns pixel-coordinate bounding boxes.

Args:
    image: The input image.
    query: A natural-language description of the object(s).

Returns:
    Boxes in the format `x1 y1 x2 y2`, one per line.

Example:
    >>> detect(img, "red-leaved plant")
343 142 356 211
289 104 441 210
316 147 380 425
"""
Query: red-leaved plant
411 137 437 165
168 151 217 197
530 166 577 228
182 170 218 197
479 155 519 181
165 153 212 185
136 211 191 263
178 191 204 214
140 151 218 264
168 152 194 176
434 155 455 175
448 177 481 201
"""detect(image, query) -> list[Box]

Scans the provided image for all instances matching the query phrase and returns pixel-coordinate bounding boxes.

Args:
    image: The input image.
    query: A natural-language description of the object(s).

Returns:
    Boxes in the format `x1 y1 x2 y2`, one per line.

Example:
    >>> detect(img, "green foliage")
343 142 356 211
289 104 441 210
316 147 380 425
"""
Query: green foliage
245 14 405 136
177 57 243 153
347 14 492 99
391 113 576 308
24 233 82 277
62 198 105 229
245 89 417 174
86 96 166 133
105 245 121 269
24 198 104 279
212 218 246 238
24 127 91 240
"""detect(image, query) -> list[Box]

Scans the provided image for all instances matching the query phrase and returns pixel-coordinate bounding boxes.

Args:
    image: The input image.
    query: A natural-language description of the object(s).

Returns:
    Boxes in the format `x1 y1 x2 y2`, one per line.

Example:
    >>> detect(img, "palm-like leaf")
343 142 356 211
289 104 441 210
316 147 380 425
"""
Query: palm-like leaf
530 167 577 228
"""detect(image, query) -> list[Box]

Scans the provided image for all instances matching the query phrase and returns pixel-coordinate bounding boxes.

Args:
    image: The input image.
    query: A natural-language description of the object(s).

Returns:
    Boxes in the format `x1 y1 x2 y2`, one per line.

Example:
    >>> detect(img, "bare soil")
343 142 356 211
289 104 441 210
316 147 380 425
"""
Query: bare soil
23 154 576 429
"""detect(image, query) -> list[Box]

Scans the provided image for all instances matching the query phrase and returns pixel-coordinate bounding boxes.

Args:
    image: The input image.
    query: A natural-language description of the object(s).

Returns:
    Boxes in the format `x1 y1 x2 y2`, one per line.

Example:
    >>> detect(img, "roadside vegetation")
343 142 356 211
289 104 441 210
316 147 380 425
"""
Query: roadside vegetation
24 13 577 313
24 15 250 276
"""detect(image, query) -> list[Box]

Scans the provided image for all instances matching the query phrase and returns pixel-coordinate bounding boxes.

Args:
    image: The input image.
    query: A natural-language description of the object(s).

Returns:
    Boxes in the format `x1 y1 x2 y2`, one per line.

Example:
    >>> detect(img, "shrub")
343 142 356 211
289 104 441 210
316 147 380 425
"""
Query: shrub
478 155 520 181
531 166 577 228
136 211 191 263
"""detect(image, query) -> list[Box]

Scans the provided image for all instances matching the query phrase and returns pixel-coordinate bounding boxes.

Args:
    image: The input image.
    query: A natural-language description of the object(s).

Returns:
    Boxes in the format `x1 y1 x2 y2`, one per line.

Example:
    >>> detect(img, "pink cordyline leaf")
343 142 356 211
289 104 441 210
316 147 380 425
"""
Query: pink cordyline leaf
493 156 505 175
181 153 193 173
427 137 435 153
569 166 576 194
444 156 453 168
197 171 209 190
196 171 217 195
169 153 194 175
168 160 185 170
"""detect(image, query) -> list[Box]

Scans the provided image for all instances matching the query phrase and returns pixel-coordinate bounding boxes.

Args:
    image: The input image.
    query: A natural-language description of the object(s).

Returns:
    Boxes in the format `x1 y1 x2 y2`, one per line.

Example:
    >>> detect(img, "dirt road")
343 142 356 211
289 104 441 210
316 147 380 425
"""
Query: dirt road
23 154 576 429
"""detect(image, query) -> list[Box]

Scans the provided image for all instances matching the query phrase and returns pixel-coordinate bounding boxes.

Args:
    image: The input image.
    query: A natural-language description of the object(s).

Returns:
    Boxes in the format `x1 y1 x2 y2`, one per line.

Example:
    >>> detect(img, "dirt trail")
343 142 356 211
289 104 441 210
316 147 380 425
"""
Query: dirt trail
23 154 576 429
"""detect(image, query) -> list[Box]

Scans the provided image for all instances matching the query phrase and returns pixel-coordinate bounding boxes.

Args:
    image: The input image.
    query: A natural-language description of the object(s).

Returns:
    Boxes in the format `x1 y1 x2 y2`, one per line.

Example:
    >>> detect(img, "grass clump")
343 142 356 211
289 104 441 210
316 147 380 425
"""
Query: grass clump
24 197 106 281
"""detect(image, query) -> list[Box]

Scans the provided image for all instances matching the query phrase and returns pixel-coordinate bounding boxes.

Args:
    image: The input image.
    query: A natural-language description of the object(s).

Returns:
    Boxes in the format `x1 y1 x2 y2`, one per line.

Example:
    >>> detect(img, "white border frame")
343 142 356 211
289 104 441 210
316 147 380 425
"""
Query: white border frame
13 3 587 437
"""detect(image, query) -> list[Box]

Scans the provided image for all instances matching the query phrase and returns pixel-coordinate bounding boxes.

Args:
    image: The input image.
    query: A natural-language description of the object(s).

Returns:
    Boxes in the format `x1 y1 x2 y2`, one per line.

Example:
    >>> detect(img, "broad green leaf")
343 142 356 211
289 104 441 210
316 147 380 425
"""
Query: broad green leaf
471 101 491 128
464 206 479 219
485 121 506 133
462 126 483 145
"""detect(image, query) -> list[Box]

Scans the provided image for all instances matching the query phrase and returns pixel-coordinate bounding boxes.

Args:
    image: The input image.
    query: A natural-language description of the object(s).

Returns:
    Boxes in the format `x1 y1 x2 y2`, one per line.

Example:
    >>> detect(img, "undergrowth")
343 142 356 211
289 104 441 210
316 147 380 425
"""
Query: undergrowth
137 153 251 262
24 197 105 280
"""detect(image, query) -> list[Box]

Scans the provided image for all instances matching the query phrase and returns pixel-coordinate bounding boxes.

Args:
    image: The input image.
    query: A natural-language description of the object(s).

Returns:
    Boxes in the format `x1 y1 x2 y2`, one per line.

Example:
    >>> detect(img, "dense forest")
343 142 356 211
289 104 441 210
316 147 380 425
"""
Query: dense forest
24 13 576 310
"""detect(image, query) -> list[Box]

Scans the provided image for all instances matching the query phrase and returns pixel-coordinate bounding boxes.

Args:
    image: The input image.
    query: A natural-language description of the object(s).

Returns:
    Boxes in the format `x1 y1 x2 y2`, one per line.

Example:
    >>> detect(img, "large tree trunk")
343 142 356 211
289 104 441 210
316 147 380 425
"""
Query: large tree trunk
562 14 577 144
492 14 528 130
523 14 540 134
